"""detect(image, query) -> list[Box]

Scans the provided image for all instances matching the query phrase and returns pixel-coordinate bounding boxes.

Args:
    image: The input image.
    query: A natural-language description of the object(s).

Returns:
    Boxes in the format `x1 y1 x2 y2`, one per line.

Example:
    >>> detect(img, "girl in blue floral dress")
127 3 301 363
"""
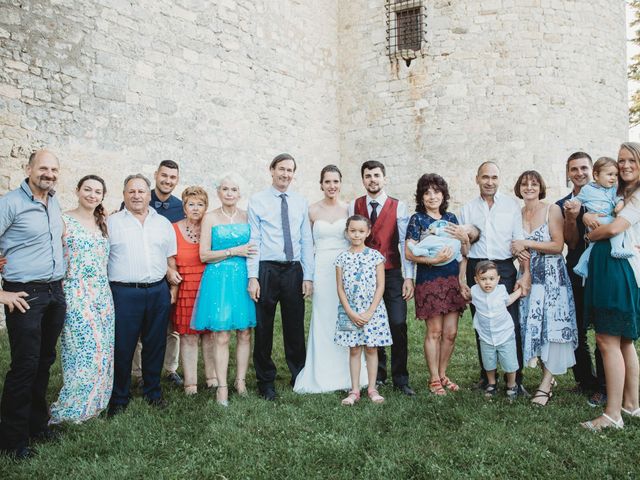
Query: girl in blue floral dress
335 215 391 405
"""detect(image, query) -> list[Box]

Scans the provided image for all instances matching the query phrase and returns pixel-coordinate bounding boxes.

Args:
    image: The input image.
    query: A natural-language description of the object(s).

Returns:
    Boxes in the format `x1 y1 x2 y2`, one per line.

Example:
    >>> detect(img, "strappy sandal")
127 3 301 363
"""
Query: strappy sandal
184 384 197 396
531 389 553 407
216 385 229 407
484 383 498 398
429 379 447 396
581 413 624 432
341 390 361 406
235 378 248 397
440 376 460 392
206 378 219 389
622 407 640 417
367 388 385 404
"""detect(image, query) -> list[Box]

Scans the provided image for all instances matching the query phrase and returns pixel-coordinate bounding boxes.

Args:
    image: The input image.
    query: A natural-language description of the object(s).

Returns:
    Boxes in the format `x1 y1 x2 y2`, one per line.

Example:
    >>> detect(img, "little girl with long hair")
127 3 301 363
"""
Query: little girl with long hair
334 215 392 405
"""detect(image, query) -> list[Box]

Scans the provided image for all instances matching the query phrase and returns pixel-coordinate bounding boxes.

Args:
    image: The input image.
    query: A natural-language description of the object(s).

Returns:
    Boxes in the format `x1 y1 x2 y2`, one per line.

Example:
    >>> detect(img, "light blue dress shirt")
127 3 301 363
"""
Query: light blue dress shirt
0 179 65 282
247 186 314 281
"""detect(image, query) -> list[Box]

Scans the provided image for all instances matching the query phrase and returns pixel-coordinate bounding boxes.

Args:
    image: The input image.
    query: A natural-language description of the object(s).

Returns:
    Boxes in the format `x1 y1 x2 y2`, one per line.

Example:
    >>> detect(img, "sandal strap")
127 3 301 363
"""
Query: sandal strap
602 413 624 429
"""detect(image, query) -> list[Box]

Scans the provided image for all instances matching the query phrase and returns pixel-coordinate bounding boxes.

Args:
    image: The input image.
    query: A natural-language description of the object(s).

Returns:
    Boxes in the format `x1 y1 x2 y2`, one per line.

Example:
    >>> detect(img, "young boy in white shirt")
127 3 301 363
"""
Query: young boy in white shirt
470 260 522 401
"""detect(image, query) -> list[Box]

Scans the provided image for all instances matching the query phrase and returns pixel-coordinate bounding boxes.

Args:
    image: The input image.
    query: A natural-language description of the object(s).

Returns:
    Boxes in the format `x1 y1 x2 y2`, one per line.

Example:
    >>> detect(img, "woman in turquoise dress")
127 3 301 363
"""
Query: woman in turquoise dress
49 175 114 424
192 174 257 406
581 143 640 431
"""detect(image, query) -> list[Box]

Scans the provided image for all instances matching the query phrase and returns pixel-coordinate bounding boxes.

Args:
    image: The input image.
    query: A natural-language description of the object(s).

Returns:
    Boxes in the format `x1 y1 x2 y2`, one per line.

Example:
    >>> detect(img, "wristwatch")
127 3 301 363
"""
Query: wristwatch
225 249 231 257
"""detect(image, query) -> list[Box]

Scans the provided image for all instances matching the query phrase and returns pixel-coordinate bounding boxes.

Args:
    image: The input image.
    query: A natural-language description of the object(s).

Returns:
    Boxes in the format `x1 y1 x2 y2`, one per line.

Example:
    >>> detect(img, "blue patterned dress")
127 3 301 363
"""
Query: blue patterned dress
519 214 578 375
334 248 392 347
49 215 114 424
191 223 256 331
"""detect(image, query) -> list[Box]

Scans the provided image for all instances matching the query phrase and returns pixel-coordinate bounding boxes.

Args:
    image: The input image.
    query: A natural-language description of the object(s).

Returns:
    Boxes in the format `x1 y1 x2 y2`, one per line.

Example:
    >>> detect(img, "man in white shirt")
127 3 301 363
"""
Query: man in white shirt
458 161 531 394
106 174 177 415
349 161 415 396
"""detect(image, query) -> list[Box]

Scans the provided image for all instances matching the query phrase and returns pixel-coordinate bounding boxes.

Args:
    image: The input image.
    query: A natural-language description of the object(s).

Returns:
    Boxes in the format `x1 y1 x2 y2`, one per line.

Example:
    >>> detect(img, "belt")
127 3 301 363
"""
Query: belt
469 258 513 264
110 278 166 289
262 260 299 266
2 279 63 289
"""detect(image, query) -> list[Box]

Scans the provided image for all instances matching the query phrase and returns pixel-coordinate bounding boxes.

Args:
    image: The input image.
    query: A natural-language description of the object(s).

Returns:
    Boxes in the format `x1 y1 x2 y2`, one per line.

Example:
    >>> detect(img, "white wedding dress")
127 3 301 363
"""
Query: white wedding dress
294 219 367 393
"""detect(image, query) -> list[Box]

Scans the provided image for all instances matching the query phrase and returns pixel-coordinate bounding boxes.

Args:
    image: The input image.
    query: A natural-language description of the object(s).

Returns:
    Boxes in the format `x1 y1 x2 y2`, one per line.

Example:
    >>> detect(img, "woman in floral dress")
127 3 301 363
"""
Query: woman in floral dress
50 175 114 424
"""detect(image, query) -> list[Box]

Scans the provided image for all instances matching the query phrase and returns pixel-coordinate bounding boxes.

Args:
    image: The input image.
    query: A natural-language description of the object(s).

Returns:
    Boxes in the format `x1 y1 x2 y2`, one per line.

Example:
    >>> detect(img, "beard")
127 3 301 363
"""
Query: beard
34 175 56 191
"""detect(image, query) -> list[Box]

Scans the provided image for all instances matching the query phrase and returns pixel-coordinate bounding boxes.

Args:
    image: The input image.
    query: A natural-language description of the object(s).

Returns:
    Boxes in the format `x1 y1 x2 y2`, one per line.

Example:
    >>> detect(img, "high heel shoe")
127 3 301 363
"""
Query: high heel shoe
234 378 248 397
216 386 229 407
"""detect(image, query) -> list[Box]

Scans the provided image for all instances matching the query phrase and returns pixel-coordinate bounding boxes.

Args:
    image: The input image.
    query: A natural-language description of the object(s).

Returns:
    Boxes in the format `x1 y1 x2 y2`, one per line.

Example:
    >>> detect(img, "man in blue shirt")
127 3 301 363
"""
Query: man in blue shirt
247 153 314 400
0 150 66 460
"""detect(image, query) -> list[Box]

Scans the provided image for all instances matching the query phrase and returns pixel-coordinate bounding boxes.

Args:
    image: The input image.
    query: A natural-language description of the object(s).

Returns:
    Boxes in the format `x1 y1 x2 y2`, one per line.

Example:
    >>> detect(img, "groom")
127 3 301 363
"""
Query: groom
349 160 416 396
247 153 314 401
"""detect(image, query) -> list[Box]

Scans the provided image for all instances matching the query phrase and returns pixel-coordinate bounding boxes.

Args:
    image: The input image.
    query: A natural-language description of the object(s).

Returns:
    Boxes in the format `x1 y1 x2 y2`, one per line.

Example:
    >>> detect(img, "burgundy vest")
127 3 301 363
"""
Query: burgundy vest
354 196 401 270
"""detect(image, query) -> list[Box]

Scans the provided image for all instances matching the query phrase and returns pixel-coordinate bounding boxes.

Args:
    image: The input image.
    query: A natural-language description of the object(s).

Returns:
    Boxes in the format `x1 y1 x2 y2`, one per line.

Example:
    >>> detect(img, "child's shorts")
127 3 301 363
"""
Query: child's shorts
479 334 519 373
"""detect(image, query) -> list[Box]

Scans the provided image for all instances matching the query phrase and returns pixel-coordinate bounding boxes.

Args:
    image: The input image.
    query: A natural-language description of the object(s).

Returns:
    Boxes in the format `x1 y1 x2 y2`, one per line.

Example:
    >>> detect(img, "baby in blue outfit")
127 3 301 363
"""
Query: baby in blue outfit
408 221 479 266
573 157 633 279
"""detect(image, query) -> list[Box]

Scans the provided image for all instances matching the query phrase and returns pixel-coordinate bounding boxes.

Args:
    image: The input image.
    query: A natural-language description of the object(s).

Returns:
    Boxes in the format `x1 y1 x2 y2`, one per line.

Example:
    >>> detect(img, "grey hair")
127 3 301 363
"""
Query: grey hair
123 173 151 191
215 172 245 194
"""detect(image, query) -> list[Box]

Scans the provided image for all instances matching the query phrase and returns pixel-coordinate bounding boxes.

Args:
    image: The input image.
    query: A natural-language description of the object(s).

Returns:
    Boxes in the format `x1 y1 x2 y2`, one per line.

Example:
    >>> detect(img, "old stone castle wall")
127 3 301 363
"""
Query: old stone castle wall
0 0 340 210
0 0 629 211
337 0 628 209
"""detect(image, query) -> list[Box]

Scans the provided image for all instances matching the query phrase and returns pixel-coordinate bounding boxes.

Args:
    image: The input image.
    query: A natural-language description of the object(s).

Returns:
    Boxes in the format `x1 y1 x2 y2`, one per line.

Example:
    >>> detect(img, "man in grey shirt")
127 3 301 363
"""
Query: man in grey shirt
0 150 66 460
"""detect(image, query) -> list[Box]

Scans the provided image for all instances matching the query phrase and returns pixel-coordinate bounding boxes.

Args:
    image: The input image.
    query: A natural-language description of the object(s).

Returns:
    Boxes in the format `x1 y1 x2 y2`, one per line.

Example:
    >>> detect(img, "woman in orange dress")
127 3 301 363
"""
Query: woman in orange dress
170 186 217 395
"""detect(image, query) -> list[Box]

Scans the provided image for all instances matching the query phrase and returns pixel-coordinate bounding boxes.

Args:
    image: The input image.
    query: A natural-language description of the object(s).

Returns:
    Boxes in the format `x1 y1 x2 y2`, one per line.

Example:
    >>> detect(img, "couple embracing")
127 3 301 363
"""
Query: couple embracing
248 154 415 400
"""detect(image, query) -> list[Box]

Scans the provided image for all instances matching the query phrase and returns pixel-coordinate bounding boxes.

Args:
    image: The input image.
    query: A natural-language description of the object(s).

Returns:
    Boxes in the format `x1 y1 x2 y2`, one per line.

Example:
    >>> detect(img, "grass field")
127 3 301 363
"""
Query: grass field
0 305 639 479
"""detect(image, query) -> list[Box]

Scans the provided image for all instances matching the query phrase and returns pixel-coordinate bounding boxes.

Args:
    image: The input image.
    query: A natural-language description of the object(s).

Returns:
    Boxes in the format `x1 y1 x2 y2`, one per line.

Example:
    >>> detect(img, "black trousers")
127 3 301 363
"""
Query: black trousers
0 280 65 450
466 259 524 385
568 269 605 393
110 281 171 406
377 268 409 387
253 261 306 389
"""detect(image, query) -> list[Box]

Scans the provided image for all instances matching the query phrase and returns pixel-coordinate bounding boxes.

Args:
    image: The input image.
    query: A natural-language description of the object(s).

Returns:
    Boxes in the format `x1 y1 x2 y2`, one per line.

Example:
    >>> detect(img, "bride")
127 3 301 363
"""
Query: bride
294 165 367 393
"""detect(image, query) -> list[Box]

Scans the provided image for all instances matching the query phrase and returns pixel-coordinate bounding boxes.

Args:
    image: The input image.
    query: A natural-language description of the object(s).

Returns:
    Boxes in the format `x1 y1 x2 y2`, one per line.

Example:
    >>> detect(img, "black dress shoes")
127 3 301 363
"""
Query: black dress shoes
107 403 128 418
31 426 62 444
165 372 184 387
394 384 416 396
259 387 277 401
147 397 169 410
0 445 35 461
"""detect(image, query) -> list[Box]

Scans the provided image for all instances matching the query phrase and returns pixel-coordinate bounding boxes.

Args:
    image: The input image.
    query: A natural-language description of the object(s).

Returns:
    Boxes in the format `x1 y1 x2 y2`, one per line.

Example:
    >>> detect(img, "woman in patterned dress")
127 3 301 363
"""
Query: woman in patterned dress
49 175 114 424
511 171 577 406
404 174 468 395
170 187 217 395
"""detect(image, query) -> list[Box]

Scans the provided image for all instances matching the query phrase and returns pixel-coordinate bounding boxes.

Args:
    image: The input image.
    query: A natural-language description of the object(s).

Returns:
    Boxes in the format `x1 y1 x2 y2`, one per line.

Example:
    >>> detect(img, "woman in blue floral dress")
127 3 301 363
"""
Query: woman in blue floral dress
512 171 577 406
49 175 114 424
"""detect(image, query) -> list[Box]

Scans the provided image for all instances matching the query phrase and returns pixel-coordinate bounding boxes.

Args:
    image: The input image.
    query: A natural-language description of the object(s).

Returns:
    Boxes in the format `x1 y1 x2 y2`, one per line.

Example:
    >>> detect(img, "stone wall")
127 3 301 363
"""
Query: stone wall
337 0 628 209
0 0 340 210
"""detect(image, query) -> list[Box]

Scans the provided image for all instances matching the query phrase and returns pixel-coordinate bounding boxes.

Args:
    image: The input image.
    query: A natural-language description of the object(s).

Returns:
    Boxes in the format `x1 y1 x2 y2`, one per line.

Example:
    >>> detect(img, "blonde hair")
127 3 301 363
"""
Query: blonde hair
181 186 209 209
618 142 640 201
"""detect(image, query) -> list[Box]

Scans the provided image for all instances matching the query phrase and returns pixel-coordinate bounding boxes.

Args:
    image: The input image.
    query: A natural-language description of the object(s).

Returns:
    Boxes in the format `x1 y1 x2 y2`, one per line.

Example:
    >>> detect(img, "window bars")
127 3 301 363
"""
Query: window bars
386 0 426 66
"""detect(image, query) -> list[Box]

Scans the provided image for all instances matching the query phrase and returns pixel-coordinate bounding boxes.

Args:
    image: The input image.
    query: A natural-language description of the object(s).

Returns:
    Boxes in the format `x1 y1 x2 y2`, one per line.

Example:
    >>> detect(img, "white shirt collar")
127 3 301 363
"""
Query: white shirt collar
367 191 388 207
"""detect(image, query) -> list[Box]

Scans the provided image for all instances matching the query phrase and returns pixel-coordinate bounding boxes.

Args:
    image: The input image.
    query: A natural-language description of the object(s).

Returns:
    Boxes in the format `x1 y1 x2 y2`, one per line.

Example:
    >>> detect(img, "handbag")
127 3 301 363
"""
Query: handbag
337 303 360 332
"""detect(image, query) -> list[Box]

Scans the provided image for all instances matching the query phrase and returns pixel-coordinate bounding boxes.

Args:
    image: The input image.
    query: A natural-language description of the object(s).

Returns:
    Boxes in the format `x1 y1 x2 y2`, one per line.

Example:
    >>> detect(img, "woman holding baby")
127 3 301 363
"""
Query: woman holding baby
405 173 469 395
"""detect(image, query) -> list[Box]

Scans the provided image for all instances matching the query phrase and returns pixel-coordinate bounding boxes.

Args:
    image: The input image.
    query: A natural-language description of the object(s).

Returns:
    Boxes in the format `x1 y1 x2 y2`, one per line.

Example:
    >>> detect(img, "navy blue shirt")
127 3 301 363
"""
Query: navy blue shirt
0 179 65 282
150 190 185 223
556 192 586 270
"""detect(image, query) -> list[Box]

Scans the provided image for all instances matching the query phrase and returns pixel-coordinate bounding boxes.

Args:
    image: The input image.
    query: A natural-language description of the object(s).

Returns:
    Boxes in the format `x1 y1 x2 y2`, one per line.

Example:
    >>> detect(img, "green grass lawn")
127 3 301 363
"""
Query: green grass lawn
1 305 639 479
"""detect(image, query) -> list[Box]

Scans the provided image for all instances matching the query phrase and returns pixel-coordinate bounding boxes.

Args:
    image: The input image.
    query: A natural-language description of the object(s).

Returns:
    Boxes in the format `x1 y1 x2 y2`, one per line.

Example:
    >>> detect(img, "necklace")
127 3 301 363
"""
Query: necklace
220 207 237 222
185 222 200 243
